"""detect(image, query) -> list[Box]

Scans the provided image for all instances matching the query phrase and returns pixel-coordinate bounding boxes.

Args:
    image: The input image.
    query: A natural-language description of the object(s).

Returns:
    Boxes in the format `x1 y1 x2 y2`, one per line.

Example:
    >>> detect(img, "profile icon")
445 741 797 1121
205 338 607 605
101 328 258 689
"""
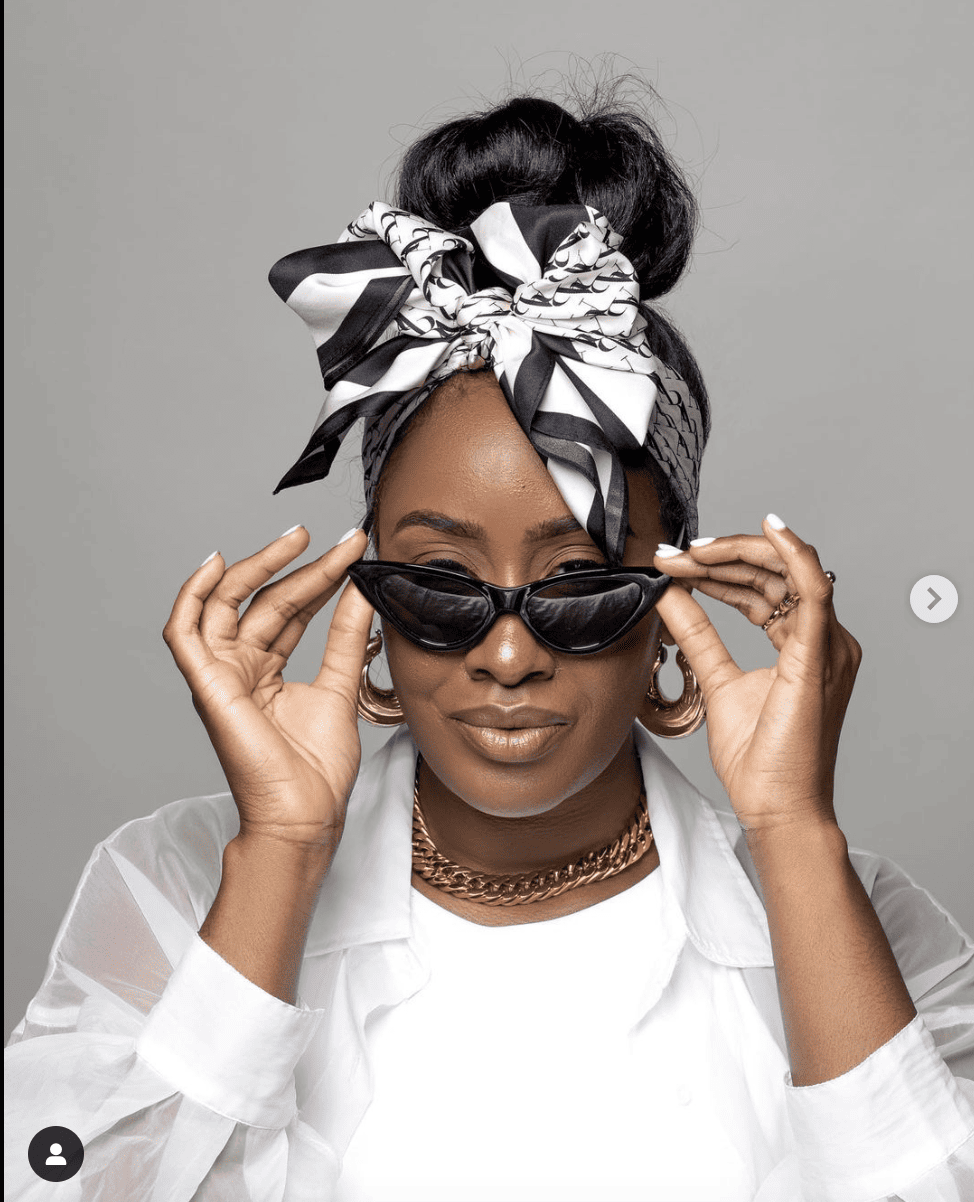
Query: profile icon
27 1126 84 1181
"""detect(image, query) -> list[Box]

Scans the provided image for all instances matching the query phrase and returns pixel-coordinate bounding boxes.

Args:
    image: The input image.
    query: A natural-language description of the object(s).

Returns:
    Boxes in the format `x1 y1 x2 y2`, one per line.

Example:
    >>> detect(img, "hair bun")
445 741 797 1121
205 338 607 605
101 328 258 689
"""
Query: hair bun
395 95 698 301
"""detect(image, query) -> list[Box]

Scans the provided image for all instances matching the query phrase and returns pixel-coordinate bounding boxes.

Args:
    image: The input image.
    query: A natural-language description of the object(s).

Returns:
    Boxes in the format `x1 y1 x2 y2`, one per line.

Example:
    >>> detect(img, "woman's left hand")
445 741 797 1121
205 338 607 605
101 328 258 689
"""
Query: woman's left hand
652 516 862 833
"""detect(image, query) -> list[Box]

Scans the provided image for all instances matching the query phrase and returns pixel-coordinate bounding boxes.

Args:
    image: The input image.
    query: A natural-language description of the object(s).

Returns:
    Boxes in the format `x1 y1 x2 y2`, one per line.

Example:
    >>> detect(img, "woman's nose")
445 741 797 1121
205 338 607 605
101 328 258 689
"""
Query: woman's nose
463 613 557 686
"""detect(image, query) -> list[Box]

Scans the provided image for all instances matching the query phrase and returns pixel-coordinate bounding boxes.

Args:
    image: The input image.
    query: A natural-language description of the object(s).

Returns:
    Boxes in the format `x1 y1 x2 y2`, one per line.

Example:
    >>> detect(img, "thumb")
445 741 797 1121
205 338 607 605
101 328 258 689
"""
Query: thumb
659 581 692 646
312 580 375 710
654 582 740 698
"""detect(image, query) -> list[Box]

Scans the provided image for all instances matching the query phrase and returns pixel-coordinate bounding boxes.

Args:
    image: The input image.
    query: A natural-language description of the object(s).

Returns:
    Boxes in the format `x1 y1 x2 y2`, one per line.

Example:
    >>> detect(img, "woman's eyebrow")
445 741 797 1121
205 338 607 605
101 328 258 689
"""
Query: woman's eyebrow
391 511 488 540
390 511 587 542
525 515 585 542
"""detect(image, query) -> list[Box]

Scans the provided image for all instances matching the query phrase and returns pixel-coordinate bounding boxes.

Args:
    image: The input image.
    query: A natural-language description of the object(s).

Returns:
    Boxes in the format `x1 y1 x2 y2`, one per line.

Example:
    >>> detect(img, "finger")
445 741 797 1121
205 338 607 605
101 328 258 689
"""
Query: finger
678 571 796 655
654 581 743 700
265 588 341 663
656 536 791 586
656 535 799 622
198 525 313 644
677 574 792 630
654 543 798 605
759 515 834 662
162 551 227 685
675 561 792 607
311 579 376 712
237 528 369 655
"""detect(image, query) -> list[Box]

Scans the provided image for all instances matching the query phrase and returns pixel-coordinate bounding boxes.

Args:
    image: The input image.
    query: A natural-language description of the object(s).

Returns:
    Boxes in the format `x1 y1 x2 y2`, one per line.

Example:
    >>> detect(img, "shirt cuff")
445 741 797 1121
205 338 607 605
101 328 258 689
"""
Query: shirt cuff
135 935 323 1129
786 1013 974 1202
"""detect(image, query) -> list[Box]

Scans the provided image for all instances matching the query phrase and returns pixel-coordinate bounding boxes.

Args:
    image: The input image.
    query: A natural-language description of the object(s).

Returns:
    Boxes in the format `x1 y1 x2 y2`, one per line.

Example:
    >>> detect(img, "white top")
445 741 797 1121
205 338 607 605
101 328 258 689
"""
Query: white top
337 871 673 1202
5 724 974 1201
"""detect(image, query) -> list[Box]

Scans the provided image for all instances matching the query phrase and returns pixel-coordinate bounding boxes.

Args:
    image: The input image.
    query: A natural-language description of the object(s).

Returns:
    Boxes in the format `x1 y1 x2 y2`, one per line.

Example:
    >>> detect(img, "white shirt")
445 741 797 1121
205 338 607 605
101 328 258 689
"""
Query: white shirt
5 724 974 1201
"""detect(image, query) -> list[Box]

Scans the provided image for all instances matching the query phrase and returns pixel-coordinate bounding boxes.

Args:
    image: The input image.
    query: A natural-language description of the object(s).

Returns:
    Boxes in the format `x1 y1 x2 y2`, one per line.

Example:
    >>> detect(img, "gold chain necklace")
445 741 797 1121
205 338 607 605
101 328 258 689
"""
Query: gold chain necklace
411 755 654 906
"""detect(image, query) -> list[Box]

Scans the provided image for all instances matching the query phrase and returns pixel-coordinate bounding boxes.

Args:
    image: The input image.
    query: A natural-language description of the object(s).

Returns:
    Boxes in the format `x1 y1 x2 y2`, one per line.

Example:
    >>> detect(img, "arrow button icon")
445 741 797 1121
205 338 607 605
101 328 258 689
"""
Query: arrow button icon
911 576 958 624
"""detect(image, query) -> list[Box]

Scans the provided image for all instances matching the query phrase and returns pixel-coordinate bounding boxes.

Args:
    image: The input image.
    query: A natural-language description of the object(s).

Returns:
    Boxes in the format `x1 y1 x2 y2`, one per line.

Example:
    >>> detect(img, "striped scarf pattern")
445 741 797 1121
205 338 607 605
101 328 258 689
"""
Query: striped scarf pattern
270 201 704 560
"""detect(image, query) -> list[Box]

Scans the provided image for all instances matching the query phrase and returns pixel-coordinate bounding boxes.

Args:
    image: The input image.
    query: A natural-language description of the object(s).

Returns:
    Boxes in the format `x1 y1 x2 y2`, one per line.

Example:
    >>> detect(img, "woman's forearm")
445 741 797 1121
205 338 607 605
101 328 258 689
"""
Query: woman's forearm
199 832 336 1005
746 816 917 1087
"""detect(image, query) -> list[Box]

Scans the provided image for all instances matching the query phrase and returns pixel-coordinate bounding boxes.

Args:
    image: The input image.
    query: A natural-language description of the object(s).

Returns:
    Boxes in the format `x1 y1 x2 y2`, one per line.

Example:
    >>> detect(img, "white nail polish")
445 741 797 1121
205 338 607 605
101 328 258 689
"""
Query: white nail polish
765 514 787 530
655 544 683 558
690 537 716 546
280 524 304 537
199 550 220 568
337 527 360 544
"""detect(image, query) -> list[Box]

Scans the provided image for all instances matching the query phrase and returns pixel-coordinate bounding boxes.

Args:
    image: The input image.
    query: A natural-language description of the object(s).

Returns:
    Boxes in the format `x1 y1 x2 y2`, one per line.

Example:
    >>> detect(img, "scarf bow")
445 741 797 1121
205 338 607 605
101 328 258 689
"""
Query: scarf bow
270 200 703 561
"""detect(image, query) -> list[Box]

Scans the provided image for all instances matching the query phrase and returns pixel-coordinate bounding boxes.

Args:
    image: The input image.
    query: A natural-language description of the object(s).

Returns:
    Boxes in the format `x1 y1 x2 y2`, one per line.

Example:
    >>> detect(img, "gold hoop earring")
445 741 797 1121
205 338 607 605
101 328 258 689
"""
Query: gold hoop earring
639 641 707 738
357 630 405 726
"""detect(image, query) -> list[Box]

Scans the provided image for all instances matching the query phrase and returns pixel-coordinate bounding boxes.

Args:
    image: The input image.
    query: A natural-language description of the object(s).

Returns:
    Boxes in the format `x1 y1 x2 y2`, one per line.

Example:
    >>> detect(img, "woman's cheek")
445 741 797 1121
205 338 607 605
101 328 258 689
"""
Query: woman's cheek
385 634 451 714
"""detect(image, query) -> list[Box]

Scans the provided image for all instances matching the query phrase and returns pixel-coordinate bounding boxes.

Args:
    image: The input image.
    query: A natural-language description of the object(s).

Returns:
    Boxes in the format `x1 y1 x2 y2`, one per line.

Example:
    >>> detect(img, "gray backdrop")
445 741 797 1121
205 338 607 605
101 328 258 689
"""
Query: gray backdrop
5 1 972 1040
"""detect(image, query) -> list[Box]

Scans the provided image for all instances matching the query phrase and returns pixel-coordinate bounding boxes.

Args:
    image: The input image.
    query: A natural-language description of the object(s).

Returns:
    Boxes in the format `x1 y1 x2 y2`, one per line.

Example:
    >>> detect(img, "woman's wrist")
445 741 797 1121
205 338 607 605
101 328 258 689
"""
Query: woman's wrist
743 809 847 869
199 832 335 1005
742 808 916 1085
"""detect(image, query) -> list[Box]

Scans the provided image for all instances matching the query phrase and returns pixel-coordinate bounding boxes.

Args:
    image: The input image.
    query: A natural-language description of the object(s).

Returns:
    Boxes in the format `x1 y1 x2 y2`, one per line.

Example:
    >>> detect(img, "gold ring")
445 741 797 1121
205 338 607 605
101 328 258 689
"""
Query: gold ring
762 570 836 632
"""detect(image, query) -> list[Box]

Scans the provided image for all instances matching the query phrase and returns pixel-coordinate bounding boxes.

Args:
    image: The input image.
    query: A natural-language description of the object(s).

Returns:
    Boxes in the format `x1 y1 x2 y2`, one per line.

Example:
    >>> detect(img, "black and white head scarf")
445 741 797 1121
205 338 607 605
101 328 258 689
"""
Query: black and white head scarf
270 200 705 562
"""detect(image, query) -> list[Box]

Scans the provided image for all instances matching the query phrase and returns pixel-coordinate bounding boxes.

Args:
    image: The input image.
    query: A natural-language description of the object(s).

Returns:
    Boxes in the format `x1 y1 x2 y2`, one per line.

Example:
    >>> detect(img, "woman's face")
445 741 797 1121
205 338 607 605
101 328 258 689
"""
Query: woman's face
374 373 668 819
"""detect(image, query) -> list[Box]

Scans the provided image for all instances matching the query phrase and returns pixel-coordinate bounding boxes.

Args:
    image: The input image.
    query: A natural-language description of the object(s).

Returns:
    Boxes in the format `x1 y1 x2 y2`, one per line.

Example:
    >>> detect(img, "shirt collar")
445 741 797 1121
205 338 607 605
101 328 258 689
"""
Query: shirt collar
634 723 773 967
305 723 773 968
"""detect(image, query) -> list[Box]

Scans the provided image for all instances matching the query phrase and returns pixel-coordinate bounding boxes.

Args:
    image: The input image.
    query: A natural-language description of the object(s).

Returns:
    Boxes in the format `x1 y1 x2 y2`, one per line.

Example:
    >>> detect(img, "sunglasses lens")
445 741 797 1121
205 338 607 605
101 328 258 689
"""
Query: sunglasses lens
353 563 664 653
374 570 489 647
527 577 646 649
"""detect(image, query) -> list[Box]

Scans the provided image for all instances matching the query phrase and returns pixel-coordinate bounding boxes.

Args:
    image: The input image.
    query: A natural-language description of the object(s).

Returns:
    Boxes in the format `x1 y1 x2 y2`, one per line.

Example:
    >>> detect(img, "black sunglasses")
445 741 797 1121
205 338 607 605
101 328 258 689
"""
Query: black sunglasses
345 560 672 654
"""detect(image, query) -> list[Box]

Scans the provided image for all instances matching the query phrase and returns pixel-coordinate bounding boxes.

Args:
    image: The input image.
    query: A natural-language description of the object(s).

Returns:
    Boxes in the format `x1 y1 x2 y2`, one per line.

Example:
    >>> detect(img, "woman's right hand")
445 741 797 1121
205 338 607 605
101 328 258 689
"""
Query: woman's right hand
162 526 374 854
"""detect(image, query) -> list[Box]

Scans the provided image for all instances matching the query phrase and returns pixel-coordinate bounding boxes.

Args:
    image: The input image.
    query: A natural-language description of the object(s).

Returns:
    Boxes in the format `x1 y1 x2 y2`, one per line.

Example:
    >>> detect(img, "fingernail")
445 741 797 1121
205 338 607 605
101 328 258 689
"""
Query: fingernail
199 550 220 568
655 544 683 558
765 514 787 530
280 524 304 537
690 537 715 547
337 527 360 544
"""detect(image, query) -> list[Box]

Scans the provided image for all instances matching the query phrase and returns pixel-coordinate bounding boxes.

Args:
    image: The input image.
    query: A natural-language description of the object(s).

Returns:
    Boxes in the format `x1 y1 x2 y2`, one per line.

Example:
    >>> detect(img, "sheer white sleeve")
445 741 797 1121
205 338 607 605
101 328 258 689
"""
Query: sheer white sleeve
5 798 337 1201
783 850 974 1202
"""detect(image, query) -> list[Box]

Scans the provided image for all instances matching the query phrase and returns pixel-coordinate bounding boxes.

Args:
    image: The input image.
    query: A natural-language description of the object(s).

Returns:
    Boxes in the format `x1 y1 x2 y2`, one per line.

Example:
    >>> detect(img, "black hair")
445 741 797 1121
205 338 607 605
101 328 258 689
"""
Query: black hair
372 87 710 548
398 96 695 301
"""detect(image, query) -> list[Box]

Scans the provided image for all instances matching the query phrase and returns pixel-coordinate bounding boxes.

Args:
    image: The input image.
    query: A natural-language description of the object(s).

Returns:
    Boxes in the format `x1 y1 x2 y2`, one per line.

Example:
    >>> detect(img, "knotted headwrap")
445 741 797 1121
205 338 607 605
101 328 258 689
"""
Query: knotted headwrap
270 200 705 562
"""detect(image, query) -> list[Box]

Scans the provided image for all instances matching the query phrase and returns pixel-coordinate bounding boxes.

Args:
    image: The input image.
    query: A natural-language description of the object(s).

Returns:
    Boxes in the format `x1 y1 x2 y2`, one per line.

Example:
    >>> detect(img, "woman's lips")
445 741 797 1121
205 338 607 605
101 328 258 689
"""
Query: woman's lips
450 719 567 763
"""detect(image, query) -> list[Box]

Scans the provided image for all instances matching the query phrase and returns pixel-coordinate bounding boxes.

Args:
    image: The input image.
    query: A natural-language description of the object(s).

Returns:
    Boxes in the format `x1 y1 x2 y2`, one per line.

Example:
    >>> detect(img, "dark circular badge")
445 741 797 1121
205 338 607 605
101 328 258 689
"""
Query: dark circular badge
28 1126 84 1182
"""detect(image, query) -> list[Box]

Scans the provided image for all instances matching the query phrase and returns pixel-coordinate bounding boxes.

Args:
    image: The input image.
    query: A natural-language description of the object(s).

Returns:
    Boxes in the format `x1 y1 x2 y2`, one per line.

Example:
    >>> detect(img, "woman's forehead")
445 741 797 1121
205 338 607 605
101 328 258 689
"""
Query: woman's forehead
375 373 663 550
378 377 571 517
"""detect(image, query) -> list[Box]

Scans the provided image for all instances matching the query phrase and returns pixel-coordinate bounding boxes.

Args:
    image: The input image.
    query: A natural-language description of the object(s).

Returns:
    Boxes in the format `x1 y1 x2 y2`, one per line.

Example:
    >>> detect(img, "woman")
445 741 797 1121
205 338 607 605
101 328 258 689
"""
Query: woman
6 93 973 1200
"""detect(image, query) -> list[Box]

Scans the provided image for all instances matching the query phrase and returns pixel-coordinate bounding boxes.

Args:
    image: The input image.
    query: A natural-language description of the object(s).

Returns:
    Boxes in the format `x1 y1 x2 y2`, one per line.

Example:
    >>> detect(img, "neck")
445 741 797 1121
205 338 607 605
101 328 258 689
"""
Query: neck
415 734 644 876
